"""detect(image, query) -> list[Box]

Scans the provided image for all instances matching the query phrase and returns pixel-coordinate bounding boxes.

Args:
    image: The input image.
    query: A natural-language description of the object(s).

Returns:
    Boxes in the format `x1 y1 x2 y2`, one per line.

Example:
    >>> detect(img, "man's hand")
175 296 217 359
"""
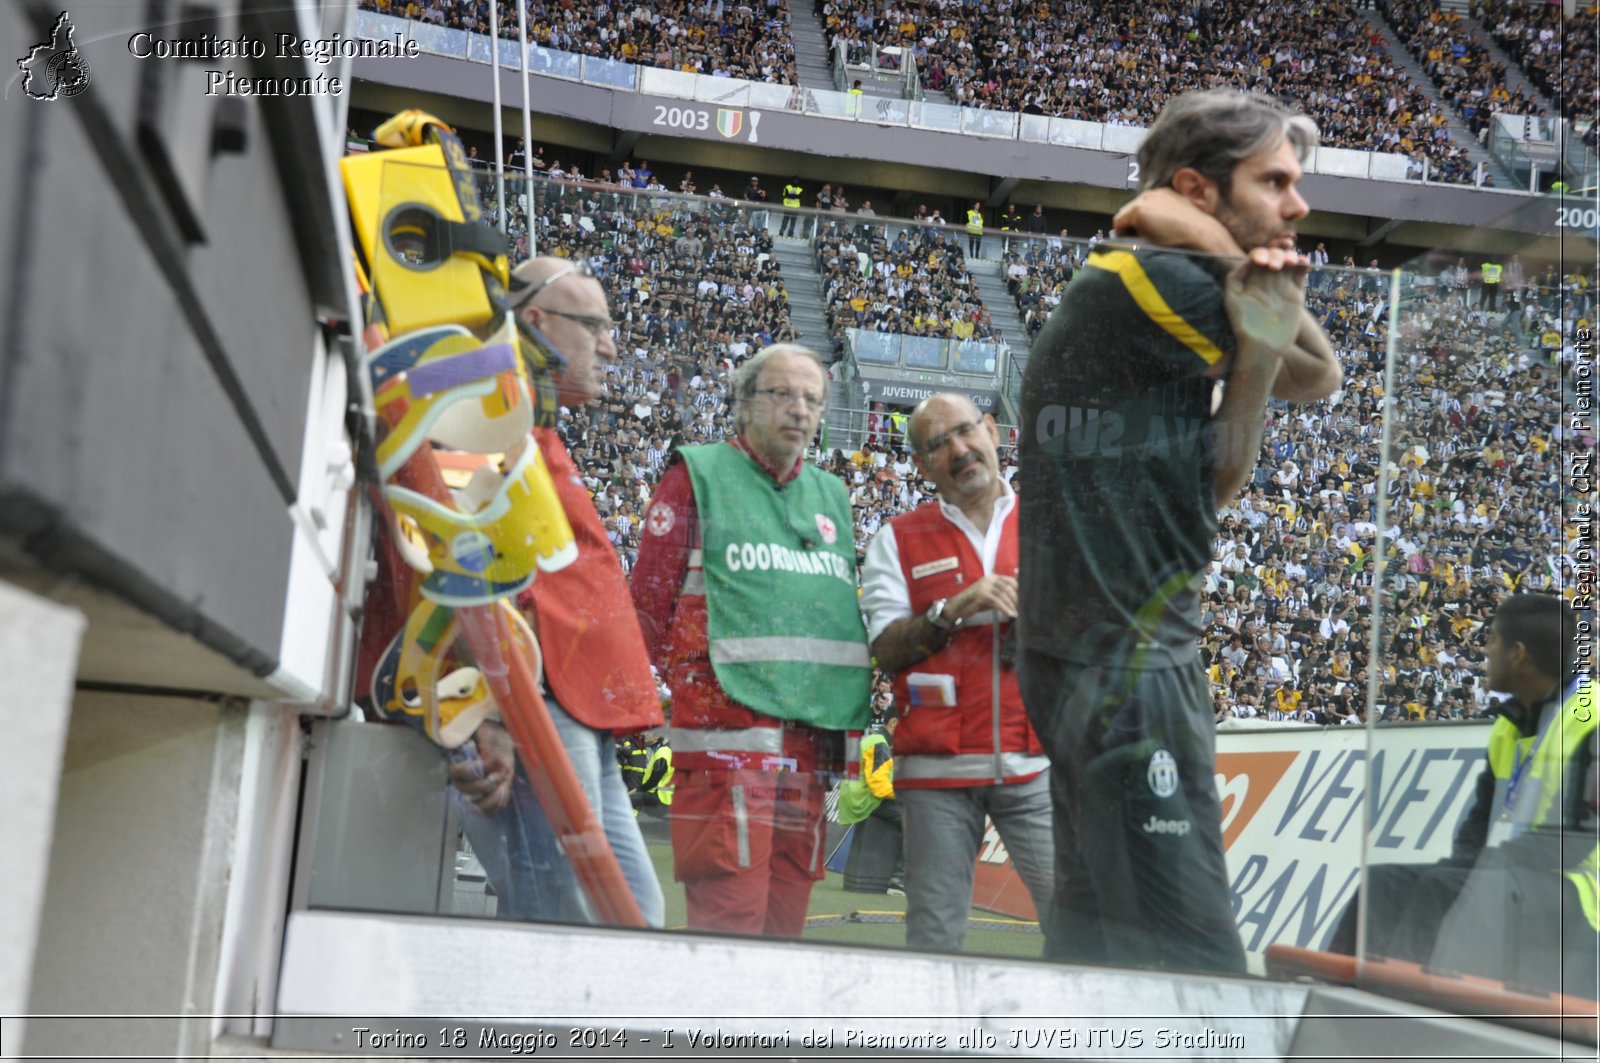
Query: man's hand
1224 252 1311 357
449 719 516 816
1113 188 1242 256
945 573 1019 625
868 574 1019 674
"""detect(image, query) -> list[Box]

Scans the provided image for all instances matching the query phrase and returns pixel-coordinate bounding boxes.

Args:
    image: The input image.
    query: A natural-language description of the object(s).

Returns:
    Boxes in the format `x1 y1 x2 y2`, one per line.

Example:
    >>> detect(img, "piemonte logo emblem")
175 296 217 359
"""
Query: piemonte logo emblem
715 108 743 139
18 11 92 101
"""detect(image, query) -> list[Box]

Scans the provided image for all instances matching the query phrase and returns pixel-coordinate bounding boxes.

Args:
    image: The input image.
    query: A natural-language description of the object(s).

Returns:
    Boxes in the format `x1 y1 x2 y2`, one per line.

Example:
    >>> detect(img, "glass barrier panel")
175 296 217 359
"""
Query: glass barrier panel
863 97 912 127
807 89 859 120
583 55 638 91
1043 118 1099 151
952 340 1000 376
693 78 752 106
638 67 700 100
910 100 962 134
1357 199 1598 1014
1369 153 1415 184
1314 146 1376 180
1101 123 1146 155
899 335 947 371
407 22 467 60
495 35 522 67
1018 114 1051 144
848 329 901 366
960 108 1017 140
748 82 797 111
465 30 492 65
527 45 581 79
314 170 1598 1025
358 10 409 42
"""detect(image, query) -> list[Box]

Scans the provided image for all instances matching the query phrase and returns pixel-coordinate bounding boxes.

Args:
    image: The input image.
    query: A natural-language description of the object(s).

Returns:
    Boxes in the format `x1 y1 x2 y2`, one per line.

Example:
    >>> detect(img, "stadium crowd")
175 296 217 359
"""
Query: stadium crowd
1378 0 1540 149
450 172 1585 731
353 0 1571 184
1001 237 1085 341
1202 265 1575 726
1485 0 1600 133
820 0 1481 183
362 0 799 83
813 217 998 355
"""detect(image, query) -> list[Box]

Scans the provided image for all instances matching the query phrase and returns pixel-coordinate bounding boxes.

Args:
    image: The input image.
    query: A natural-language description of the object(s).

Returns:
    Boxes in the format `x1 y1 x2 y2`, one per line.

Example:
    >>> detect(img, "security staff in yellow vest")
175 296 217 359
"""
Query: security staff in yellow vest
1479 259 1504 311
780 177 804 238
1428 594 1597 996
965 202 984 259
1329 595 1597 996
887 410 909 448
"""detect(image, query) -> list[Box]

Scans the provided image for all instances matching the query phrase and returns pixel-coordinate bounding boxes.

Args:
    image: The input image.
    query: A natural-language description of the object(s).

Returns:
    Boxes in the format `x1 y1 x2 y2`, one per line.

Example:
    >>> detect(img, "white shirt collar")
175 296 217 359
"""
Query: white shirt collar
935 480 1016 538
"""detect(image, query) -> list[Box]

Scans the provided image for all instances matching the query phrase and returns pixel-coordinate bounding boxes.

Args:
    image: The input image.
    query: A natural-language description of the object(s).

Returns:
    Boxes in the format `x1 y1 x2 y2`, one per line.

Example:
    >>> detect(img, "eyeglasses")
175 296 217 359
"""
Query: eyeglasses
753 387 825 411
540 308 615 339
918 418 984 455
507 260 595 309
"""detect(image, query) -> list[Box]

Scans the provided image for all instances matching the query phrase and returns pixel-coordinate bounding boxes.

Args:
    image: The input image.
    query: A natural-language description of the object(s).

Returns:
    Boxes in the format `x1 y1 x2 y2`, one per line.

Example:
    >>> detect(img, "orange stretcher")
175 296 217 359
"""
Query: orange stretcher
1264 944 1598 1045
357 318 644 928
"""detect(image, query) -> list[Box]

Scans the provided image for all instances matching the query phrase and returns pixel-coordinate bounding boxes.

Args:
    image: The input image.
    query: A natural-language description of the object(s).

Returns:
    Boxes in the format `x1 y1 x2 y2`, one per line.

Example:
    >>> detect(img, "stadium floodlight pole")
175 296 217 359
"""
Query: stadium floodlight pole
517 0 535 257
489 0 508 235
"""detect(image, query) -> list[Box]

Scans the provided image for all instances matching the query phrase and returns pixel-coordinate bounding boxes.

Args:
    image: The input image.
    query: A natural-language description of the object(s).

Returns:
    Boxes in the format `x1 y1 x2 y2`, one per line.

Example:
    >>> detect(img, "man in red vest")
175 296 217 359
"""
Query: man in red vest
860 392 1055 953
450 256 666 926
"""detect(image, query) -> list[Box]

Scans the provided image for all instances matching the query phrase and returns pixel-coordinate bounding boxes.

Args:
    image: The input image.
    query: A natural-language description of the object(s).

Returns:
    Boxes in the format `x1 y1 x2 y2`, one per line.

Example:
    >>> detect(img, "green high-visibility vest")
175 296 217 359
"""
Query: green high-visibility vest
966 210 983 234
680 444 871 729
1482 263 1503 284
783 184 803 207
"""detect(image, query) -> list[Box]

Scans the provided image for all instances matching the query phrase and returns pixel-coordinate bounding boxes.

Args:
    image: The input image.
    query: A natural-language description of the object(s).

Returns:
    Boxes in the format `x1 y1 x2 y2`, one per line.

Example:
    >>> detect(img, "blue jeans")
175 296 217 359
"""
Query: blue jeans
456 696 665 927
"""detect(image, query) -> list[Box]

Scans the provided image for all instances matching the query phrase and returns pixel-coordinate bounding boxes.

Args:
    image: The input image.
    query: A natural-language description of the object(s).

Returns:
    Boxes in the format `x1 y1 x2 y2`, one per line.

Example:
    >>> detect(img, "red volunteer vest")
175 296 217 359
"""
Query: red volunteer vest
888 500 1044 788
520 429 662 733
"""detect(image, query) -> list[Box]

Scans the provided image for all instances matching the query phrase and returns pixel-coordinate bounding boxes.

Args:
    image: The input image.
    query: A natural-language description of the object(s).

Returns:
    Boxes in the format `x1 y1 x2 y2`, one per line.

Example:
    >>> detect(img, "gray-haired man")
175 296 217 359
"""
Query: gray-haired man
632 344 872 936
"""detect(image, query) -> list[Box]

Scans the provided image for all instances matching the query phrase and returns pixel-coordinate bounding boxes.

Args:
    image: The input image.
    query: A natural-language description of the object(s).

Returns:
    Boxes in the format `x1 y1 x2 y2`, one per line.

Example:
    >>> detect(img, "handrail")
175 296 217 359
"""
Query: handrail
355 10 1540 196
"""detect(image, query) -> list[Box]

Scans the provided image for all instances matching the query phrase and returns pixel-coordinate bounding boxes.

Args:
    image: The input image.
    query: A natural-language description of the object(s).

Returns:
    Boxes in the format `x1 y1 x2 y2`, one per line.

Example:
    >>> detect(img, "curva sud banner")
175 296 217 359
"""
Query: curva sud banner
970 722 1491 971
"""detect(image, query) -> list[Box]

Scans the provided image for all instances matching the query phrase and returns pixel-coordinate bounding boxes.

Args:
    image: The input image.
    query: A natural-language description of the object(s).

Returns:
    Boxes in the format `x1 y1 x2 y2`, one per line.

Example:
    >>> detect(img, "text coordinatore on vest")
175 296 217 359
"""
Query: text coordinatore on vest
724 540 854 584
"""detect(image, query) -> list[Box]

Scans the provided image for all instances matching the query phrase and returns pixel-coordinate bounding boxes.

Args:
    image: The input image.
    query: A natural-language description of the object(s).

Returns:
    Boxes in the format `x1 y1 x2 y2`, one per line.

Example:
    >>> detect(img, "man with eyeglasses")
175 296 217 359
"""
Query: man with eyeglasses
449 256 666 927
859 393 1055 954
632 344 872 936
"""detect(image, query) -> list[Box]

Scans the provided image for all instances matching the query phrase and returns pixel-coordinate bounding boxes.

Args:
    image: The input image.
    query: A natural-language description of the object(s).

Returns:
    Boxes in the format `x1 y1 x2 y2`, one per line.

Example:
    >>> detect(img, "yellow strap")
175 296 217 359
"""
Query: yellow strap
1087 250 1227 366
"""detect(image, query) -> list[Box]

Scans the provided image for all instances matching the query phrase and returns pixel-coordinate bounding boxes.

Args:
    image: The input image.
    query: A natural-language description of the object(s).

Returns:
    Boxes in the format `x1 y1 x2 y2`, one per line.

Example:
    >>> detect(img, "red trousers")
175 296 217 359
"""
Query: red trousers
669 766 827 937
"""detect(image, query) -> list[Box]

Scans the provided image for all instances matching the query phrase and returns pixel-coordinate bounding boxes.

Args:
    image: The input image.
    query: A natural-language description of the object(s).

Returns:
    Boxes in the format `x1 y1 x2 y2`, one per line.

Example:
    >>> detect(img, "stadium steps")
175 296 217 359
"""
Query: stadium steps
770 236 870 451
1457 14 1557 114
768 237 834 357
1457 13 1598 183
790 8 839 92
969 258 1032 425
969 257 1032 370
1364 12 1518 188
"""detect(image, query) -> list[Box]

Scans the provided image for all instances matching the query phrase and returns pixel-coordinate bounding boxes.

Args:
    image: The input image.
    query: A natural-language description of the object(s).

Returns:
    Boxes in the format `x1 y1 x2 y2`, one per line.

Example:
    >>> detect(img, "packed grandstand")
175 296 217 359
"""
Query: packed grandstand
359 0 1599 186
397 162 1591 733
350 0 1594 728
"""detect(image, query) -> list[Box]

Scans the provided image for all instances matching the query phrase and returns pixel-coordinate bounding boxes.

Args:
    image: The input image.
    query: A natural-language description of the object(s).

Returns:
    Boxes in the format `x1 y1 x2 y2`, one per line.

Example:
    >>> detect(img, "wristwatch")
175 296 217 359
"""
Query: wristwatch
925 598 954 632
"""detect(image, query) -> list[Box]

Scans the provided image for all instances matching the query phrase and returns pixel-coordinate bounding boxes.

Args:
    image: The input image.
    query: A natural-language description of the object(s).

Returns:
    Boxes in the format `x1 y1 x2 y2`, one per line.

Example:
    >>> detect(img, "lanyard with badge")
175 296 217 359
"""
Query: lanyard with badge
1488 678 1584 846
